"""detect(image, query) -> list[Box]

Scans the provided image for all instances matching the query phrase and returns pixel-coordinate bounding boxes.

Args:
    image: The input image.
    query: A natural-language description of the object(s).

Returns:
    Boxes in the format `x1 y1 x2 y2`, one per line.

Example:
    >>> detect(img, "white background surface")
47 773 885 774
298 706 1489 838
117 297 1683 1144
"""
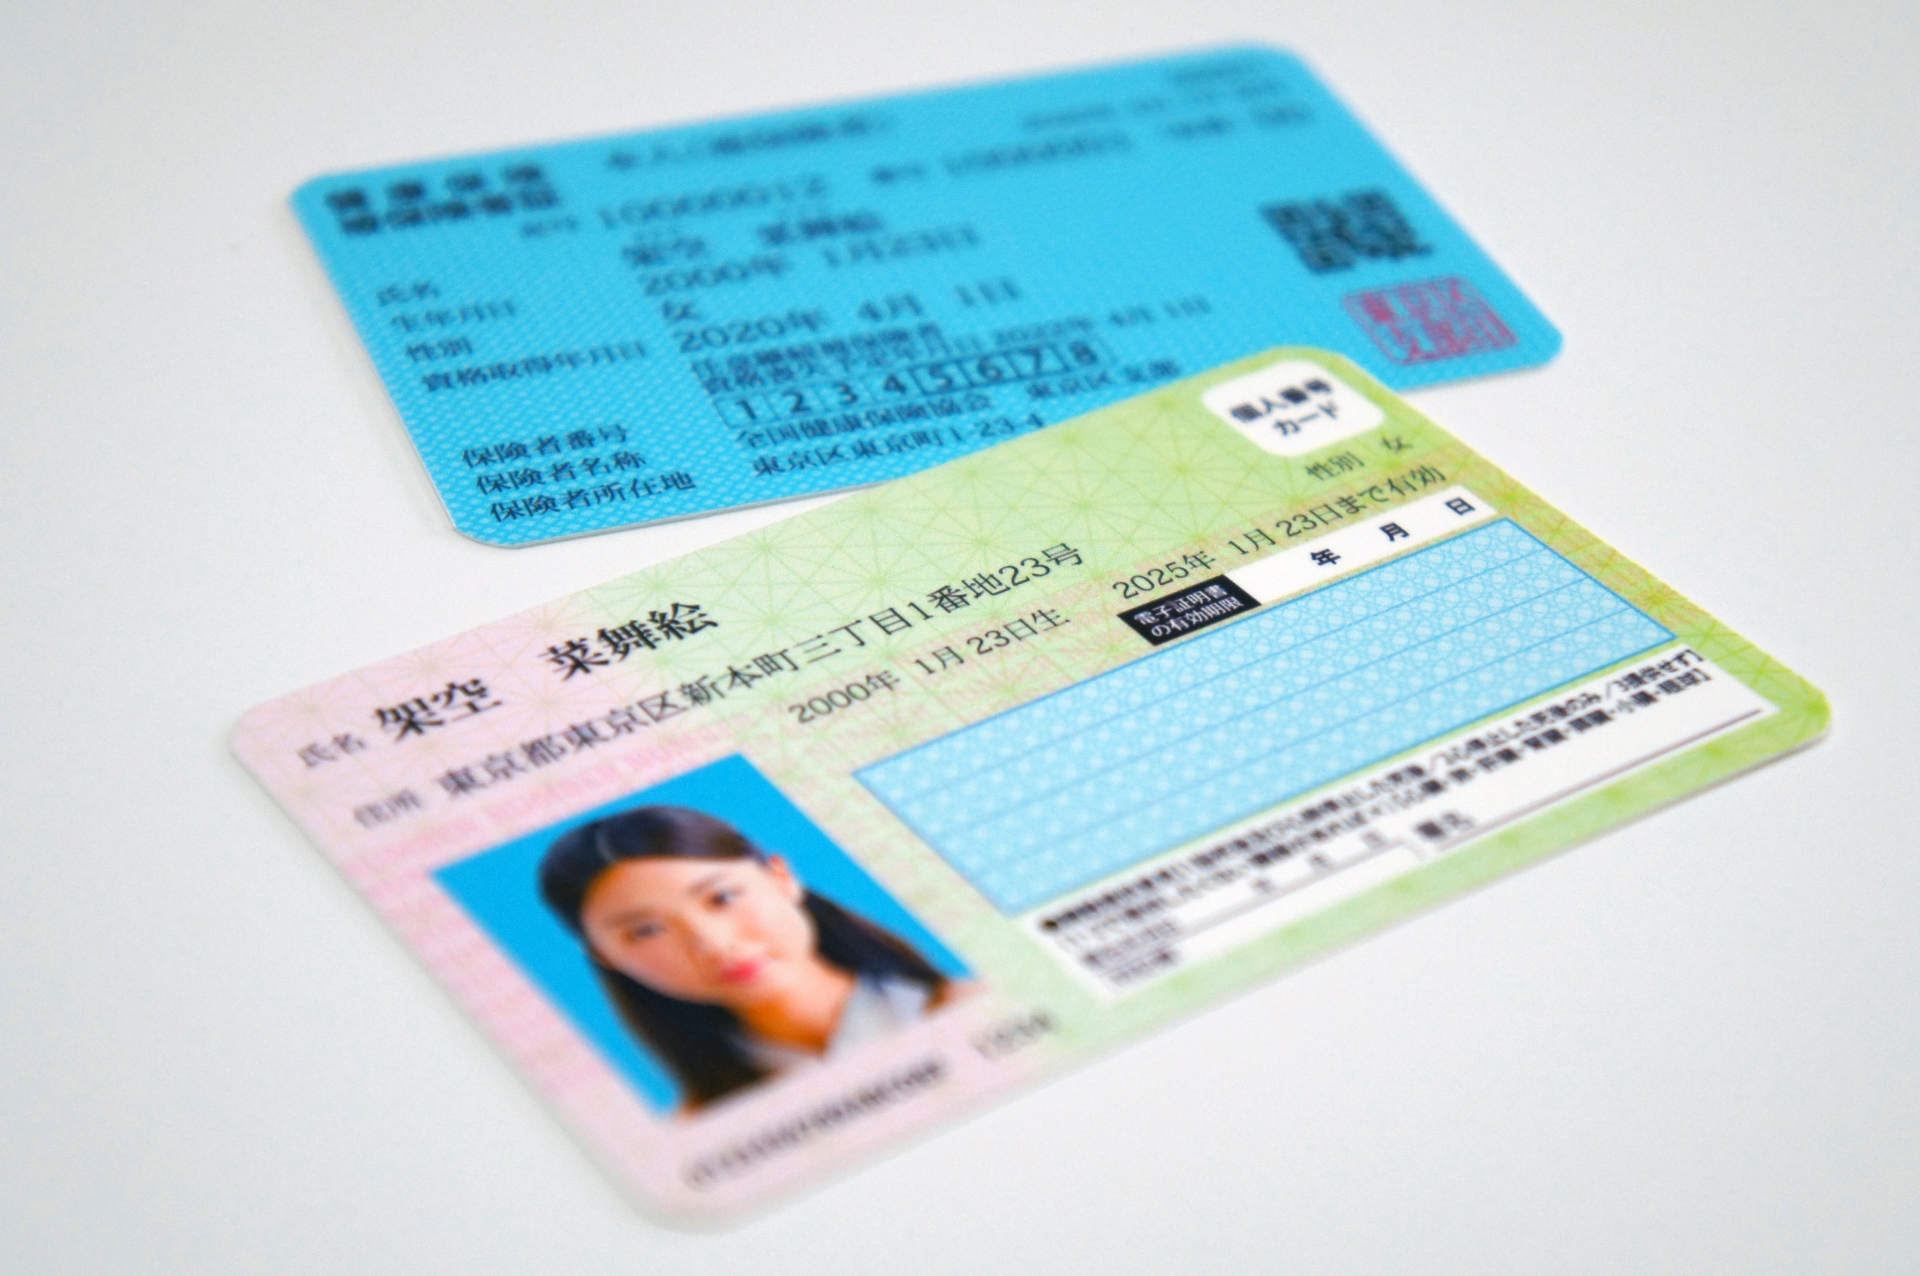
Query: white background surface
5 0 1917 1270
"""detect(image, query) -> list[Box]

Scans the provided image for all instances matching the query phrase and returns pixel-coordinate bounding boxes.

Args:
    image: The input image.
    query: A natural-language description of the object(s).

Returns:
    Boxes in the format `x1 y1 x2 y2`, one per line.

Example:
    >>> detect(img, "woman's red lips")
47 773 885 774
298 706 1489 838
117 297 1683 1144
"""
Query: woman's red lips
718 957 768 984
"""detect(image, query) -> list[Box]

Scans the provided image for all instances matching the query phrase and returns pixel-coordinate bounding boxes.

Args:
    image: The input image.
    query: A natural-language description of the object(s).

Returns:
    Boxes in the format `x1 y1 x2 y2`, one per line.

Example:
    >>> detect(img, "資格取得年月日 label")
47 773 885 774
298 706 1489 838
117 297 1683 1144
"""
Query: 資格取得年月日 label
294 47 1560 543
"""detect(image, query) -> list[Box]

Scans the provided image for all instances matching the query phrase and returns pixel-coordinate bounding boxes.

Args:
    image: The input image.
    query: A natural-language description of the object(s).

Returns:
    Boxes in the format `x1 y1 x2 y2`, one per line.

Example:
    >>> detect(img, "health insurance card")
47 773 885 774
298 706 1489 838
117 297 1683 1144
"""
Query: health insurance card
232 350 1822 1221
293 46 1559 544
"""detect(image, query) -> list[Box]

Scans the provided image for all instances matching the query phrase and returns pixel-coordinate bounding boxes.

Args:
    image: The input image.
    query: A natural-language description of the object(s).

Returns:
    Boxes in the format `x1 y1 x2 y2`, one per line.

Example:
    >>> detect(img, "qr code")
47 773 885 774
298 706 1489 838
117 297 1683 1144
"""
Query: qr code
1342 277 1517 366
1261 188 1430 273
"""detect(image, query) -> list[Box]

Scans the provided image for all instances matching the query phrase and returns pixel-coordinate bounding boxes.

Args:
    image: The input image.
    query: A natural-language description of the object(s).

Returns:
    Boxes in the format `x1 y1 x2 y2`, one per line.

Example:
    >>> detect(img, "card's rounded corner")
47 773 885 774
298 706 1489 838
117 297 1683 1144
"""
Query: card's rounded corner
224 718 253 765
1281 345 1397 396
288 170 346 216
1792 684 1835 746
226 702 281 771
447 515 531 550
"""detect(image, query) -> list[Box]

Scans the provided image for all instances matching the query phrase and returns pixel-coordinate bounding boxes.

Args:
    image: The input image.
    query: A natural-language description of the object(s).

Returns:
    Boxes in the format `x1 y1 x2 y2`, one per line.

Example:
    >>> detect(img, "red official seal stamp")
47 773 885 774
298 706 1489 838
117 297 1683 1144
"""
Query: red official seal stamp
1343 276 1517 366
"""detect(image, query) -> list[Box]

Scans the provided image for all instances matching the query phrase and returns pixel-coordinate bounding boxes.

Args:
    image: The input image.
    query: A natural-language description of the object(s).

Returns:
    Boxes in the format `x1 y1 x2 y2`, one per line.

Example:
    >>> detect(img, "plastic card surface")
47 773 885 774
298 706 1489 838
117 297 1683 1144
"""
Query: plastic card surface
233 350 1822 1222
294 47 1560 543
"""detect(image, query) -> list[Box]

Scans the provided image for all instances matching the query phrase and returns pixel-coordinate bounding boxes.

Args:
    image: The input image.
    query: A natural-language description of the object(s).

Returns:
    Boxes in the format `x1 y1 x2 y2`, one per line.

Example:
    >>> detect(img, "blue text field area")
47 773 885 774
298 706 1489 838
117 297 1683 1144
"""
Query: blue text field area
858 521 1672 914
294 47 1559 543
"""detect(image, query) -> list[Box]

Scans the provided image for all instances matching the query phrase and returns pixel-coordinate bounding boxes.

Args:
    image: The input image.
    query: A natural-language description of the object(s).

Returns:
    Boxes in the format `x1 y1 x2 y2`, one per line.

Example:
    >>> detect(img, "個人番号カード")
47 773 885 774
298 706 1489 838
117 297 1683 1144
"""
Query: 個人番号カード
234 350 1823 1221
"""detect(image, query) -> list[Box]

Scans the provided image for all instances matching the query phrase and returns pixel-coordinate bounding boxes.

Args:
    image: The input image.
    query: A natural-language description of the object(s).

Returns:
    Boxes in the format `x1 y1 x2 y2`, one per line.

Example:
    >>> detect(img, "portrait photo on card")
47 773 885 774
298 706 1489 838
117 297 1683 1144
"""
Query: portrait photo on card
436 755 973 1115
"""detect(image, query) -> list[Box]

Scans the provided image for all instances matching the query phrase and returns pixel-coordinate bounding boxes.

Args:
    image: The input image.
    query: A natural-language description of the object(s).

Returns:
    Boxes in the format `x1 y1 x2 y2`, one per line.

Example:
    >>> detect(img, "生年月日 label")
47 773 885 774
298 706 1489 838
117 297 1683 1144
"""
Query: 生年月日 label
292 47 1559 543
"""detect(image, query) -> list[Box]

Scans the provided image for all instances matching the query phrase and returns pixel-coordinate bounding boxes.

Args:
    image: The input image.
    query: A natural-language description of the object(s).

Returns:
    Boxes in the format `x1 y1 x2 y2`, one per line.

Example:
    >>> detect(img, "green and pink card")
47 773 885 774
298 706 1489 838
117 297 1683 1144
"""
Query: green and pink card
234 349 1825 1221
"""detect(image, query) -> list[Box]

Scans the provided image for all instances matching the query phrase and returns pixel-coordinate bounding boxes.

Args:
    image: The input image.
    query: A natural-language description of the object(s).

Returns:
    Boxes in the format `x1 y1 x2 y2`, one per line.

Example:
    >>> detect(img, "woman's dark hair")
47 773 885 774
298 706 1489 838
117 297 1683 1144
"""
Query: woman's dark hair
538 805 949 1110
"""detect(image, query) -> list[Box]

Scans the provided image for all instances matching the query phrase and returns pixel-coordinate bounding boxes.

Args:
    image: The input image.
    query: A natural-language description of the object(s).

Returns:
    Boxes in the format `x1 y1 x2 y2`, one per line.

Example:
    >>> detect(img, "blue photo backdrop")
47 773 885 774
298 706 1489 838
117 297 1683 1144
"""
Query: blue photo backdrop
435 754 969 1111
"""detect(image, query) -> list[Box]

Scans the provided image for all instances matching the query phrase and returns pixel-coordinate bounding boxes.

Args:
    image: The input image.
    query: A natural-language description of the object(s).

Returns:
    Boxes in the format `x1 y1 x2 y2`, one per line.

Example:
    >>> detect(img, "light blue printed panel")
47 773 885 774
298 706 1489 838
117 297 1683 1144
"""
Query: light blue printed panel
294 46 1559 543
858 522 1672 914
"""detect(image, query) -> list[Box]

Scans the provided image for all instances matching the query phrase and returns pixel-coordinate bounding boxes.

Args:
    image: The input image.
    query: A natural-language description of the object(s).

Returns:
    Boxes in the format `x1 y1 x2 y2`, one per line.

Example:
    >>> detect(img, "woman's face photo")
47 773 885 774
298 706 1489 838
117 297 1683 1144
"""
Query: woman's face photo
578 856 821 1012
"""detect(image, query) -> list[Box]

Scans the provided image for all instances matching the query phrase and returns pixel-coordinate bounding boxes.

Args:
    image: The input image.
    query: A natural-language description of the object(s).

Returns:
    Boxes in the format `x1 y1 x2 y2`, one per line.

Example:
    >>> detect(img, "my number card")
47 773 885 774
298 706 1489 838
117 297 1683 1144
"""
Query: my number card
293 47 1561 544
233 350 1821 1221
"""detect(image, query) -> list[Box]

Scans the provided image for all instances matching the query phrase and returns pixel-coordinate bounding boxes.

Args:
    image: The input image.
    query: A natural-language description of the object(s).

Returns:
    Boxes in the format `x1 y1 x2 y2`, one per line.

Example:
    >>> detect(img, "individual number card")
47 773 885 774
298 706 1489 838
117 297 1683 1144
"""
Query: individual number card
293 46 1561 544
233 350 1819 1222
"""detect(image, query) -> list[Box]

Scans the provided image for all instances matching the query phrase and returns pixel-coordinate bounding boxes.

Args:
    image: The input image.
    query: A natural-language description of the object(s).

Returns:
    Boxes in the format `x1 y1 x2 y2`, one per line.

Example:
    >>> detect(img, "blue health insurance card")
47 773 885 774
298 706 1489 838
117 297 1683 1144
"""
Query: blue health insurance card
294 46 1560 545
